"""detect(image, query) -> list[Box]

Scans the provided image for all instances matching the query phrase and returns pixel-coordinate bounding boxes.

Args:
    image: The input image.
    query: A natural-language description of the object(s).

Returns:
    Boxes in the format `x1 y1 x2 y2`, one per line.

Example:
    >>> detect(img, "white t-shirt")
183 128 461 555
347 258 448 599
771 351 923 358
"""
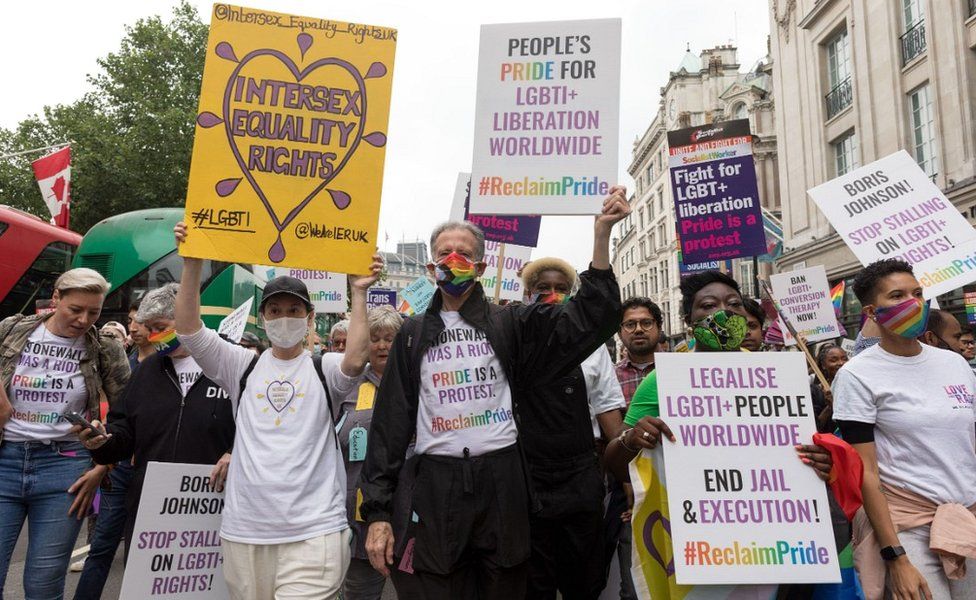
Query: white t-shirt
416 311 516 456
833 343 976 505
581 348 627 437
5 325 88 442
171 355 202 397
180 326 356 544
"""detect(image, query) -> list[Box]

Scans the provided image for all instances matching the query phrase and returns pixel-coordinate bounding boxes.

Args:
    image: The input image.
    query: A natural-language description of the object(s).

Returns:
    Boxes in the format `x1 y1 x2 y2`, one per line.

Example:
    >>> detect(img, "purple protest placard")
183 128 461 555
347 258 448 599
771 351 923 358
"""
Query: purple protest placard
366 288 397 310
451 173 541 247
667 119 767 264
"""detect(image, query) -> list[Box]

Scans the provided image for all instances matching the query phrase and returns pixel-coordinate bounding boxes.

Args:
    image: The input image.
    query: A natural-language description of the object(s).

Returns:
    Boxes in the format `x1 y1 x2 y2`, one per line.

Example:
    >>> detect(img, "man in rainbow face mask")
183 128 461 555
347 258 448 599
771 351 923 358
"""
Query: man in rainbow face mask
361 187 631 599
76 283 236 566
518 257 627 599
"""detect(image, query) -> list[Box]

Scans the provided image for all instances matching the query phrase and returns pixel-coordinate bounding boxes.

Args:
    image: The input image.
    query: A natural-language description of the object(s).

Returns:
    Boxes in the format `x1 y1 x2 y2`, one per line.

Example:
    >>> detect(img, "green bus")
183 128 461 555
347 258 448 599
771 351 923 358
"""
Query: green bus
73 208 265 334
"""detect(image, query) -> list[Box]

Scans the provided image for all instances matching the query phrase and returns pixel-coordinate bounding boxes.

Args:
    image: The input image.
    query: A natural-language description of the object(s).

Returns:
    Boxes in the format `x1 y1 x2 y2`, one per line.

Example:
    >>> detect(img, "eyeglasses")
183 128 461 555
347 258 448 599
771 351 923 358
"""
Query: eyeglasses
622 319 658 333
963 340 976 346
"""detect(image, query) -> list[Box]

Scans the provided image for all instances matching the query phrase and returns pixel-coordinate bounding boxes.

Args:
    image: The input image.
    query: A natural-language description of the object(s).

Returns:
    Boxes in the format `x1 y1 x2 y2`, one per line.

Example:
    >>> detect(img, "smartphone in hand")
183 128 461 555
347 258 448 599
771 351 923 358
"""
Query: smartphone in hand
64 411 104 437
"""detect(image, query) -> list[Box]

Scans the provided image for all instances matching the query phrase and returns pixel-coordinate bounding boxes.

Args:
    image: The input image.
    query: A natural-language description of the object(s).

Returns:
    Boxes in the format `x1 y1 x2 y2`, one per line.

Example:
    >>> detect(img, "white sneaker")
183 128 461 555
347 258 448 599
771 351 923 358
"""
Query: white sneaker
70 559 85 572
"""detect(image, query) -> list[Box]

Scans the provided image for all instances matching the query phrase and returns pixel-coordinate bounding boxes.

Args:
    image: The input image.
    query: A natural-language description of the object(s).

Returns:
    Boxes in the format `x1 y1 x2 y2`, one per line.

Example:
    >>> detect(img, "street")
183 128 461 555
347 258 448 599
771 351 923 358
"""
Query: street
4 525 399 599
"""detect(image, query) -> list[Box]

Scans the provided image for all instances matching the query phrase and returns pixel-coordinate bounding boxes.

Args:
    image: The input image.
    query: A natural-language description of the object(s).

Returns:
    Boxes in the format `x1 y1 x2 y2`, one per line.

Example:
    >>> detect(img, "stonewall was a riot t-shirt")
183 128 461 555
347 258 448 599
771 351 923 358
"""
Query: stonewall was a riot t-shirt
5 325 88 442
416 311 516 456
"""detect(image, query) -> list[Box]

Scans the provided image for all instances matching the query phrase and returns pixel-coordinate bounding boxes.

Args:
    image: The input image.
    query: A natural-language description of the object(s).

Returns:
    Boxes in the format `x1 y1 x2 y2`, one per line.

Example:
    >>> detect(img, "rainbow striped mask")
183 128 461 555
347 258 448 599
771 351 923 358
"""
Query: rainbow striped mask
149 328 182 355
873 297 930 339
434 253 478 297
530 292 570 305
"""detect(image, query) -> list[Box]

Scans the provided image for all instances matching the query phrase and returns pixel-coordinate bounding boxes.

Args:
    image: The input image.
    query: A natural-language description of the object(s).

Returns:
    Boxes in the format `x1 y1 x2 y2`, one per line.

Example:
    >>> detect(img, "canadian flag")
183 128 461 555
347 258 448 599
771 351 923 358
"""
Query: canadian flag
31 146 71 229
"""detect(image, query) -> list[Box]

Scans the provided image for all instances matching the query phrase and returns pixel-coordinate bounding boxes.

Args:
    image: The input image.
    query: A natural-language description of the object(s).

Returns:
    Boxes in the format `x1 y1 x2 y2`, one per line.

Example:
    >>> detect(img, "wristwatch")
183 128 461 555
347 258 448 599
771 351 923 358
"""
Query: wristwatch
880 545 906 561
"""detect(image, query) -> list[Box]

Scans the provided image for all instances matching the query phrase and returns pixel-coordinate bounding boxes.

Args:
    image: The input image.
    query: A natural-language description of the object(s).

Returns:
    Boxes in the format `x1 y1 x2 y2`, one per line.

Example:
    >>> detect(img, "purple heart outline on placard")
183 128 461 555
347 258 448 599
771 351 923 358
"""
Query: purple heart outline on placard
196 33 390 264
265 380 296 413
224 50 366 262
642 511 675 576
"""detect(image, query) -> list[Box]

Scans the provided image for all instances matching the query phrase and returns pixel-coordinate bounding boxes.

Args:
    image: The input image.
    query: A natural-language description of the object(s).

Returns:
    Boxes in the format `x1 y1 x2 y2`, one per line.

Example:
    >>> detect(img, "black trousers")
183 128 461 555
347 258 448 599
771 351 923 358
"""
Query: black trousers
409 445 531 600
525 453 607 600
526 509 605 600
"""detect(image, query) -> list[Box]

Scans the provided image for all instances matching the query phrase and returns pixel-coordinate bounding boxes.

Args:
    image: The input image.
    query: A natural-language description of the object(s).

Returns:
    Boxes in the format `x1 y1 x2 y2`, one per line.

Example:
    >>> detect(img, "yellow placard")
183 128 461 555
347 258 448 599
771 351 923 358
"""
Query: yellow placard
181 4 396 273
355 382 376 411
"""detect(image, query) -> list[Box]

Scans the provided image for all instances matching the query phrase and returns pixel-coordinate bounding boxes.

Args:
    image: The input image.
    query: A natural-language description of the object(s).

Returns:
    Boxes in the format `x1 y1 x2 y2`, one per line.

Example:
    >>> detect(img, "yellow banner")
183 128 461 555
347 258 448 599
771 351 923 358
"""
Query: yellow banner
181 4 396 273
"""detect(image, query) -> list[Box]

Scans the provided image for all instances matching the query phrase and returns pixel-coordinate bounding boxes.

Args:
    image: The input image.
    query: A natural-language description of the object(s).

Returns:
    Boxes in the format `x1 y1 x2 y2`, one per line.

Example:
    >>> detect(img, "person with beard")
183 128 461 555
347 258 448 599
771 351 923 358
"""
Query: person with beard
606 296 663 600
360 187 629 599
920 309 966 355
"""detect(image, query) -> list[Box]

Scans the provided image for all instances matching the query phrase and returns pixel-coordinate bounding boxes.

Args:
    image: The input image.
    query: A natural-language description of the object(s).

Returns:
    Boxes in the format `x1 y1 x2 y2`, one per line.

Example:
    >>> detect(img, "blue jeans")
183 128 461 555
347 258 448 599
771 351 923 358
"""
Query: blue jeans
73 461 132 600
0 440 92 600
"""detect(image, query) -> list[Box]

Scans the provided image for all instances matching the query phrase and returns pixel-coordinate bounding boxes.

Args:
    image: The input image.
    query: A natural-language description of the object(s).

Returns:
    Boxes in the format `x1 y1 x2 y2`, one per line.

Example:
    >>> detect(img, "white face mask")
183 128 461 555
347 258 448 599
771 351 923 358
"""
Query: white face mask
264 317 308 348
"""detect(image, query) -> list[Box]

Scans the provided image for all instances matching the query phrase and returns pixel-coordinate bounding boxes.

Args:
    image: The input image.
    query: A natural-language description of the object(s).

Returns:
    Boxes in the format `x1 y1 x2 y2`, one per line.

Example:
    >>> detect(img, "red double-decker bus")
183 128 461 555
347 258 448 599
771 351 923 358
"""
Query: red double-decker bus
0 205 81 318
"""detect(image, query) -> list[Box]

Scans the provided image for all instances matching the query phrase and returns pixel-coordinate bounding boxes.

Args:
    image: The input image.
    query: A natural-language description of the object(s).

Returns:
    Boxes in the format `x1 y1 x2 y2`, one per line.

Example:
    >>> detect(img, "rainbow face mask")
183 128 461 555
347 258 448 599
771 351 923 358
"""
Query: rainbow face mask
530 292 570 305
873 297 929 339
149 329 181 355
434 253 478 297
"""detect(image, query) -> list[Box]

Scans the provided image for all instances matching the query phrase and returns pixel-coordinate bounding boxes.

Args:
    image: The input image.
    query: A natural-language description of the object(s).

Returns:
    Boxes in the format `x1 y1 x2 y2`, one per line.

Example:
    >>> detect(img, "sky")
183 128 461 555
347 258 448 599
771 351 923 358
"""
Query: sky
0 0 771 270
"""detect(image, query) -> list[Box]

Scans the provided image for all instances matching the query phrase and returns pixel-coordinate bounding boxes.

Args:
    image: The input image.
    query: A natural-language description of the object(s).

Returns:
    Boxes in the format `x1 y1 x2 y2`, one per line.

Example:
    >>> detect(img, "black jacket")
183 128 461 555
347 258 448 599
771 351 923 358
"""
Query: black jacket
360 266 621 524
91 352 236 544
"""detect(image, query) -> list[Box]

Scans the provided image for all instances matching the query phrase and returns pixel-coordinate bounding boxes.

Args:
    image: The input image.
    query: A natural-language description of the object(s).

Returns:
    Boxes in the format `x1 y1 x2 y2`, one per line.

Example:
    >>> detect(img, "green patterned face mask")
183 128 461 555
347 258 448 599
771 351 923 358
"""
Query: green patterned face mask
692 310 748 351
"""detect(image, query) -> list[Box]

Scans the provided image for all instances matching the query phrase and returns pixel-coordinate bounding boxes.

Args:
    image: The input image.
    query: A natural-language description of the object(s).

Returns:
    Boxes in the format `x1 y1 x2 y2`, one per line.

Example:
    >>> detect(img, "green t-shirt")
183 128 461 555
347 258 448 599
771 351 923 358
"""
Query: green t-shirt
624 369 659 425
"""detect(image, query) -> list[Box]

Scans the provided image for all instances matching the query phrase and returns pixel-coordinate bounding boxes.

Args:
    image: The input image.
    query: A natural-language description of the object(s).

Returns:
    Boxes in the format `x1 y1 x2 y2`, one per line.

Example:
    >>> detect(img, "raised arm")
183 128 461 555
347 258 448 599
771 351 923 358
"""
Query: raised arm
591 185 628 269
513 187 630 380
341 253 384 378
174 222 204 336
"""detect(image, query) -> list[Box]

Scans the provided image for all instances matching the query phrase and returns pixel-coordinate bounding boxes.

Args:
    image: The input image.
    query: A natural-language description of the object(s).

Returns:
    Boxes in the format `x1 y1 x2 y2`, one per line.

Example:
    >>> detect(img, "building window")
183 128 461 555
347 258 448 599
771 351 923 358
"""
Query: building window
657 188 665 213
731 102 748 121
900 0 926 64
908 84 938 178
825 30 852 119
662 301 671 334
661 260 670 289
833 130 859 176
638 208 645 230
647 162 655 183
739 260 755 298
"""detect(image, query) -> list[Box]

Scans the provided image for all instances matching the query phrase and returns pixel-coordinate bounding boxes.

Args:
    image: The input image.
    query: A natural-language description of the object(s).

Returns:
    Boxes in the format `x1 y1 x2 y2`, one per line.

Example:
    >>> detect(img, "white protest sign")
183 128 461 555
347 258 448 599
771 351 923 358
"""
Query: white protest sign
120 462 229 600
480 241 533 301
469 19 621 215
401 276 436 314
808 150 976 298
263 267 347 313
217 297 253 343
658 352 840 585
839 338 856 356
770 265 838 346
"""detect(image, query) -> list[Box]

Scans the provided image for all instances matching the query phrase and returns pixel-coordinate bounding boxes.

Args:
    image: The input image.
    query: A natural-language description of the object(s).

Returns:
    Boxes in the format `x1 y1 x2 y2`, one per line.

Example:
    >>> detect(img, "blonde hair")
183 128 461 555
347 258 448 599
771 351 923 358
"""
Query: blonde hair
521 257 578 292
368 305 403 335
55 268 110 296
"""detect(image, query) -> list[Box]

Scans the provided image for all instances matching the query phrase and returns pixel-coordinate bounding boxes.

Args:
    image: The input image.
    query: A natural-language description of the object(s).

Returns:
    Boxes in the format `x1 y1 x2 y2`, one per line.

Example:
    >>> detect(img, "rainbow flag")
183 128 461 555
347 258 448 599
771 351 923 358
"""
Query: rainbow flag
830 281 845 316
397 299 414 316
